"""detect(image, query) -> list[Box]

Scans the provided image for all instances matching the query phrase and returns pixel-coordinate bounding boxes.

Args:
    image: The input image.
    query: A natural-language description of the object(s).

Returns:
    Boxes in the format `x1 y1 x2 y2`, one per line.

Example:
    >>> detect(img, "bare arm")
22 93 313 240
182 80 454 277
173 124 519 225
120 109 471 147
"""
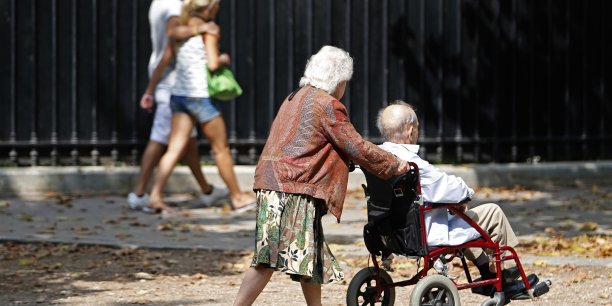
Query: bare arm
204 32 221 71
140 43 174 110
167 17 220 42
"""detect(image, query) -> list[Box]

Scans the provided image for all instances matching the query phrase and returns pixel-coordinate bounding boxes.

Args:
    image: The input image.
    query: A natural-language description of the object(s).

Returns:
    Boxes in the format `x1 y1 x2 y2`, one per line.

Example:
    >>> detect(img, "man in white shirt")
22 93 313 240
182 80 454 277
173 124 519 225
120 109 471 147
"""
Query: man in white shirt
376 101 520 285
128 0 226 211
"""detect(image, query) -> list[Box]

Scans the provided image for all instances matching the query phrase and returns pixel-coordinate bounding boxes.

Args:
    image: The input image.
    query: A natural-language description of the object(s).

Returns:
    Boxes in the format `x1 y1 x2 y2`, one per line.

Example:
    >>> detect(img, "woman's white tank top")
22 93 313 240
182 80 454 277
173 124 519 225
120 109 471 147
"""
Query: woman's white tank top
171 35 209 98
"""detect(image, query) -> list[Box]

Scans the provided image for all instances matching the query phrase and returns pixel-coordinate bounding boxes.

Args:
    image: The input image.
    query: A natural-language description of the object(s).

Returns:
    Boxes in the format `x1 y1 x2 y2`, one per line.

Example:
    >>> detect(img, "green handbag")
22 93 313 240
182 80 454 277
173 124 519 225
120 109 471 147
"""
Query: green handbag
206 66 243 101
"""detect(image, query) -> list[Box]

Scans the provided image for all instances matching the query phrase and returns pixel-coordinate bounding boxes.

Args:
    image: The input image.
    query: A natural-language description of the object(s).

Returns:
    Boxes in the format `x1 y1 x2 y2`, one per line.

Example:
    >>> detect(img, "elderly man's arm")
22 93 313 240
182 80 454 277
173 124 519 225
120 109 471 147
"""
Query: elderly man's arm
379 143 474 204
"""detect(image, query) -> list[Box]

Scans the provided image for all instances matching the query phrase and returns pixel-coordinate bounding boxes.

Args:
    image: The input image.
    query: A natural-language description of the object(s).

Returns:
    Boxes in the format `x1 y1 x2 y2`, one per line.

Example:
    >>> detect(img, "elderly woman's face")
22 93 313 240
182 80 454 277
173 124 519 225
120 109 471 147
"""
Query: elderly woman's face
332 81 347 100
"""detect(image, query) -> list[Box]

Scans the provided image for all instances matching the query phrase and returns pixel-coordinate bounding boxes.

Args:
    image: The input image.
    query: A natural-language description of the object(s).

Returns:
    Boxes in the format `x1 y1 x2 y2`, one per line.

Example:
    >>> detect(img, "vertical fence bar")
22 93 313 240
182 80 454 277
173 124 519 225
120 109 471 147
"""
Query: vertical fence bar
9 0 17 165
50 0 58 165
267 0 275 128
564 0 571 160
510 0 518 162
70 0 80 165
600 2 606 158
581 2 588 159
452 0 463 162
248 0 257 162
91 0 100 165
435 0 444 163
381 0 388 109
110 0 119 164
228 0 237 160
343 0 351 112
491 1 500 162
362 0 369 137
306 0 313 56
287 0 294 93
327 0 332 44
29 0 38 166
527 1 535 160
546 0 553 160
473 1 481 162
129 0 138 164
417 0 426 158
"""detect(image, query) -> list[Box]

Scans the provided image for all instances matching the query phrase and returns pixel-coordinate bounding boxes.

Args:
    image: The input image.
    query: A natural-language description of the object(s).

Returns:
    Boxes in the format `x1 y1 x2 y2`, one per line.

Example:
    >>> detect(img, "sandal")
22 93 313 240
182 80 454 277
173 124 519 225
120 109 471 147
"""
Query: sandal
143 200 177 215
230 194 257 214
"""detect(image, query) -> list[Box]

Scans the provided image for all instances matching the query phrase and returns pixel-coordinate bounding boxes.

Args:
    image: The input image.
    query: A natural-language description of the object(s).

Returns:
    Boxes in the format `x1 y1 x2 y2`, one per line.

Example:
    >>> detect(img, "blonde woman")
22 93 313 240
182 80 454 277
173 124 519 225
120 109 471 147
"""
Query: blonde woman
143 0 256 214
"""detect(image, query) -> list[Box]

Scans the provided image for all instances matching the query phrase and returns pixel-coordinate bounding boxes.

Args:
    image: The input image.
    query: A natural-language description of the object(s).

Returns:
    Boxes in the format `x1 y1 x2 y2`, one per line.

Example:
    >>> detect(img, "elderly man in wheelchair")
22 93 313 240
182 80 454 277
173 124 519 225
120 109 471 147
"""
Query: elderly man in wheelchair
346 101 550 306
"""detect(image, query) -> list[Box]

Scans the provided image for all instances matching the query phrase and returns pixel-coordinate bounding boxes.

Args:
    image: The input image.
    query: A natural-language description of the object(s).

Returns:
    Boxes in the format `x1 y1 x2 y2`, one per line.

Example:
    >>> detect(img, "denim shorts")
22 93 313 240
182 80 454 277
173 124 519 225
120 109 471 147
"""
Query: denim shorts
170 95 221 123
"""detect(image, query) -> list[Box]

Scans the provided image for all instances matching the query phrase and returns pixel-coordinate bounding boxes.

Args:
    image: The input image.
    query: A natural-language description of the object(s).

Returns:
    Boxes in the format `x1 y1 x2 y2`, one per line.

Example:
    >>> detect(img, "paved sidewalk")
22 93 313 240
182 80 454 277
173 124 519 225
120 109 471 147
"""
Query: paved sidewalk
1 184 610 267
2 161 612 197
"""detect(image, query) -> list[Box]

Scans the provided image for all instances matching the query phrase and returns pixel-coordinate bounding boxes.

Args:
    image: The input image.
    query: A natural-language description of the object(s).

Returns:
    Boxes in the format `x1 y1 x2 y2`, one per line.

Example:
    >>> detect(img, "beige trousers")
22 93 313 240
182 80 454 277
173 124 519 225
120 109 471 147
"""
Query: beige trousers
463 203 519 261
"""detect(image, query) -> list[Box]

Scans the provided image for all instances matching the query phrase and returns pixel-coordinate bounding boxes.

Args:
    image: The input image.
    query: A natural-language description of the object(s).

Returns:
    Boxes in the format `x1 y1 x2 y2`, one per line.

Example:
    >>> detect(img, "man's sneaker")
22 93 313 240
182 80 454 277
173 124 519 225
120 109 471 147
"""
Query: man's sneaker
127 192 149 210
199 186 230 207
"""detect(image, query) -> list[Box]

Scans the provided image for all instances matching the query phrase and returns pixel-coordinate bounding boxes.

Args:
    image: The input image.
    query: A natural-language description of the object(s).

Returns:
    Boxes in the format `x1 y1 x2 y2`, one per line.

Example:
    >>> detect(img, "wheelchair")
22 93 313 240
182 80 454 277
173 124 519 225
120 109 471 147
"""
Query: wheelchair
346 163 551 306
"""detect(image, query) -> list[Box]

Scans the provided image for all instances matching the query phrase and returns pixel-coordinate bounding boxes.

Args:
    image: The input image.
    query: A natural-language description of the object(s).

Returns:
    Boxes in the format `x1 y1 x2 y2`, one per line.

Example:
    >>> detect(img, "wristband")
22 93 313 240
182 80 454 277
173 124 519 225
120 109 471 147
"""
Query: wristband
192 25 199 36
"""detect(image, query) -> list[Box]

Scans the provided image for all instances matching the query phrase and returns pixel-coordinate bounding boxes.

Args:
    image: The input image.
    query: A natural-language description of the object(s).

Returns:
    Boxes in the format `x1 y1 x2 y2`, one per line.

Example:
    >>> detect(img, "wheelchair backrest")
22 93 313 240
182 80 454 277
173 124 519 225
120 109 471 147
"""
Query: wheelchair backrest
362 163 427 256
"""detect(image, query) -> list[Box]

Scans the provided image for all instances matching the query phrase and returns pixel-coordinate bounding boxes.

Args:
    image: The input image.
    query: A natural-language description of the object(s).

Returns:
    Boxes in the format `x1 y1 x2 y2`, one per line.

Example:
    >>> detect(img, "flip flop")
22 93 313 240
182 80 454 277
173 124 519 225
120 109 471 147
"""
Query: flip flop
231 199 257 215
142 202 177 215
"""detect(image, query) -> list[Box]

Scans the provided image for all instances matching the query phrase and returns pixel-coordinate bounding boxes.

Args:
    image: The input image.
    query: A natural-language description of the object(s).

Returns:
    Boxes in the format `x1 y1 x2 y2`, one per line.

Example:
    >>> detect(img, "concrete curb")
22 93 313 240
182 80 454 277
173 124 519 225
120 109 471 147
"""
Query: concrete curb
1 161 611 197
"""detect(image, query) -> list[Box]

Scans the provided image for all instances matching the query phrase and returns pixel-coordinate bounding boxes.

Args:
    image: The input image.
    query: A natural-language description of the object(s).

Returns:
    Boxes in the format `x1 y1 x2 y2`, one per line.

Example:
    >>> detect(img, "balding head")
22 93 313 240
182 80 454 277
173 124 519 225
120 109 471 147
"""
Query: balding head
376 101 419 144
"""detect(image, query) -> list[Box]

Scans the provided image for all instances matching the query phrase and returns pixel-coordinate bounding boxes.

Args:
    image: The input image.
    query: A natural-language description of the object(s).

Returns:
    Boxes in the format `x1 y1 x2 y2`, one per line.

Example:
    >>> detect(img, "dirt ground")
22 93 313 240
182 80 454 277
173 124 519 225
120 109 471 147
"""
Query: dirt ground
0 242 610 306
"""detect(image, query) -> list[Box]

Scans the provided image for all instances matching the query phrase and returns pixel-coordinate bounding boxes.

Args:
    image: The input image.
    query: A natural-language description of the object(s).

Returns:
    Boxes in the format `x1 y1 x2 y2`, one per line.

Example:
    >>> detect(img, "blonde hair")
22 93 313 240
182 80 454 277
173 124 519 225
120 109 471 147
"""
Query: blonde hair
299 46 353 94
180 0 221 24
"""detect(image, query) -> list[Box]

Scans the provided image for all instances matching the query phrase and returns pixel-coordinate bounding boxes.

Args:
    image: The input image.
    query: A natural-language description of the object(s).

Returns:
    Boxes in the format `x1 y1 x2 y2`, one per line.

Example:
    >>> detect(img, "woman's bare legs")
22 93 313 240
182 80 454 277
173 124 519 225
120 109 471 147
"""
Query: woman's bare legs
132 138 211 197
148 114 194 211
184 137 213 194
233 266 274 306
132 140 166 196
300 283 322 306
200 116 255 208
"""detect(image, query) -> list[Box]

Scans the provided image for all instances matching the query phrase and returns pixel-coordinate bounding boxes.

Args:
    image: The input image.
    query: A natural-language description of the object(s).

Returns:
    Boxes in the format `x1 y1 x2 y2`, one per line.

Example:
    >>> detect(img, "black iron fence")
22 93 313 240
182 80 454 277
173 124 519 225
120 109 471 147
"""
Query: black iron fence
1 0 611 166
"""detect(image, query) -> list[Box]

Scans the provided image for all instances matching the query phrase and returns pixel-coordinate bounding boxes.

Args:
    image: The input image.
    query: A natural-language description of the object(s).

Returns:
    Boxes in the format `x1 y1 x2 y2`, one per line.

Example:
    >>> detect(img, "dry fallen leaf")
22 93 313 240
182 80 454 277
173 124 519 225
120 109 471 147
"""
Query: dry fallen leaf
157 223 174 231
579 222 598 231
18 214 33 222
17 258 37 267
533 259 548 267
134 272 154 280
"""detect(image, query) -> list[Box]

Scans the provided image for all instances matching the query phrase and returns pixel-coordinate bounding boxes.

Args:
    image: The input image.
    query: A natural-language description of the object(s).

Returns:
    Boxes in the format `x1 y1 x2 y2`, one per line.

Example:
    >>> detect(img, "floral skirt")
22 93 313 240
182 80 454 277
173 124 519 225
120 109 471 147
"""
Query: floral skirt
250 190 344 284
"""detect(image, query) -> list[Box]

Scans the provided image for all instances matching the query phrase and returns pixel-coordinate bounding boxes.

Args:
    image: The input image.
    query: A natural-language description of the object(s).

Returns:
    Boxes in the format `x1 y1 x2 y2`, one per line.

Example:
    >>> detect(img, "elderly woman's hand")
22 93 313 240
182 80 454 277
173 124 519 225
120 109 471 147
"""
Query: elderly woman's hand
393 159 411 176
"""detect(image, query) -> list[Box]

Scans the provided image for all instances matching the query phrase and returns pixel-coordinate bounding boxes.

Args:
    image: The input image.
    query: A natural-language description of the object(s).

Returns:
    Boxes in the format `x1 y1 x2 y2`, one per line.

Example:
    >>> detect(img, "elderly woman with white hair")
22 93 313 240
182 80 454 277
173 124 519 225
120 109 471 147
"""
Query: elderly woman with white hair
233 46 409 306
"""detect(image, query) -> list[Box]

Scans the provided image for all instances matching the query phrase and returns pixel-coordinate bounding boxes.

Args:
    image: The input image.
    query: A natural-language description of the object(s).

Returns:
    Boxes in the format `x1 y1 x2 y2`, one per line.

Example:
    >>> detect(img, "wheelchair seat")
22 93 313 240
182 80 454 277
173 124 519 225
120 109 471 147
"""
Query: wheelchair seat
361 165 427 257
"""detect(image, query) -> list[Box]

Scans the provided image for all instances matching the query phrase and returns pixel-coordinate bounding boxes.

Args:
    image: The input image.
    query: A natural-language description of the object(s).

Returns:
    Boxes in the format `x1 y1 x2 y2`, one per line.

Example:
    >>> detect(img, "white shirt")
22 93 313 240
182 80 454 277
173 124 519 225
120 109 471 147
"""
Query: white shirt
379 142 480 246
148 0 182 93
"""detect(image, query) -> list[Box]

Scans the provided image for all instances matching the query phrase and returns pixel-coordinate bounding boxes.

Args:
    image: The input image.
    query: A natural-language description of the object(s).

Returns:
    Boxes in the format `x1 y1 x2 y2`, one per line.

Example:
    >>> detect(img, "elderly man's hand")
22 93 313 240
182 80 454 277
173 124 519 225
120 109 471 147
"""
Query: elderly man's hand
456 203 468 212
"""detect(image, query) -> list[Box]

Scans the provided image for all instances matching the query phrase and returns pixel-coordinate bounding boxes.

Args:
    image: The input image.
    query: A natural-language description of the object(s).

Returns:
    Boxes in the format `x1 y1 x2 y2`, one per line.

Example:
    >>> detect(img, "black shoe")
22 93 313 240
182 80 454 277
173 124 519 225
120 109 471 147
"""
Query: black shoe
504 274 539 299
471 281 494 296
471 267 523 297
502 266 521 283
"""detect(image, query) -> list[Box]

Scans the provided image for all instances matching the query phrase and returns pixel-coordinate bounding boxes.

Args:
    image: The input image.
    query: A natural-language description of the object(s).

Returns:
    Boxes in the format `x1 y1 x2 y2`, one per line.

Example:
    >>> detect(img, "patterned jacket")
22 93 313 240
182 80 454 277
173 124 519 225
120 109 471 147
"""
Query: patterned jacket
254 86 402 221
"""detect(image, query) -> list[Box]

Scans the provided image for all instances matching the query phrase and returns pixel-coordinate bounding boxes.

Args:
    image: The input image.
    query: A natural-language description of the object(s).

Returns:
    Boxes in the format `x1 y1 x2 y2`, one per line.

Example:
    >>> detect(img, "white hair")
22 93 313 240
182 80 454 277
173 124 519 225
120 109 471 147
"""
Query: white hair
299 46 354 94
376 100 418 141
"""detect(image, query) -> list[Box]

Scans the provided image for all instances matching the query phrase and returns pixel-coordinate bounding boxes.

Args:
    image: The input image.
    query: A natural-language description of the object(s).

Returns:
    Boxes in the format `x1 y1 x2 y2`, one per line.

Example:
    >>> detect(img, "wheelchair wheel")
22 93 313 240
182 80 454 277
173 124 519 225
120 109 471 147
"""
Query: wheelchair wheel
409 274 461 306
346 268 395 306
480 297 501 306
